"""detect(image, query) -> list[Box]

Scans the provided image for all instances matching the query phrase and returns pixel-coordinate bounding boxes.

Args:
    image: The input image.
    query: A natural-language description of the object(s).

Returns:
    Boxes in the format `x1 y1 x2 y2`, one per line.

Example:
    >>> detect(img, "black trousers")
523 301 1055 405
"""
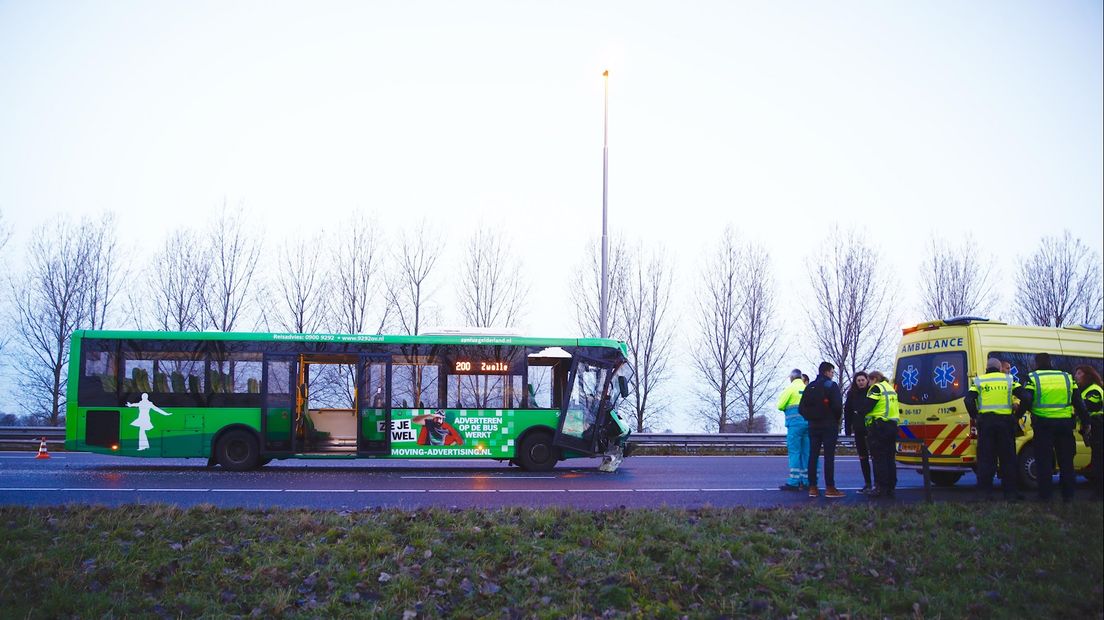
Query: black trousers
1090 417 1102 498
867 420 898 491
854 430 872 487
808 426 837 488
976 414 1018 496
1032 416 1076 501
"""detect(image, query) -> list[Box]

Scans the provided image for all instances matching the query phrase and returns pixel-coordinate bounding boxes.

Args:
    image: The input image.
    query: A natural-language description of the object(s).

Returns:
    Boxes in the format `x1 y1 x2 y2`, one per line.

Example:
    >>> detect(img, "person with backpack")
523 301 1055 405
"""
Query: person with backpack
799 361 844 498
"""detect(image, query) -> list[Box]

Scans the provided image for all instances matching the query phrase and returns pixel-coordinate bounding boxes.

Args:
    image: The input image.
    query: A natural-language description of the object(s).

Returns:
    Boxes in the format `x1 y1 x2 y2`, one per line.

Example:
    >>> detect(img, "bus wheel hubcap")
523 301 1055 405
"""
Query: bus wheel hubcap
531 444 549 462
229 441 247 461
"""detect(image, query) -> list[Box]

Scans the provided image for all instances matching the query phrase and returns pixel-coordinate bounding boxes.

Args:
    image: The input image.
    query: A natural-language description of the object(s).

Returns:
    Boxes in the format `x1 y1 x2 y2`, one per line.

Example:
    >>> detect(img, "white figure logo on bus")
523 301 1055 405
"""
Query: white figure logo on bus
125 393 172 451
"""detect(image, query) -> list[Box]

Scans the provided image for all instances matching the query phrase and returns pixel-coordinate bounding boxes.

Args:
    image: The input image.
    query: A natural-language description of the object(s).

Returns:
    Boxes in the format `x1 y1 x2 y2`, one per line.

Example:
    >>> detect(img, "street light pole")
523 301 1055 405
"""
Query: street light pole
600 69 609 339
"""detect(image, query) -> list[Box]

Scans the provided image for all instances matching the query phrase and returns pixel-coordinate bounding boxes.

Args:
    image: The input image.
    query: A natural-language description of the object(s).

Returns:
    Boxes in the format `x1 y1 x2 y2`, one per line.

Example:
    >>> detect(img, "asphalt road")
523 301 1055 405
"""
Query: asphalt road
2 450 1050 510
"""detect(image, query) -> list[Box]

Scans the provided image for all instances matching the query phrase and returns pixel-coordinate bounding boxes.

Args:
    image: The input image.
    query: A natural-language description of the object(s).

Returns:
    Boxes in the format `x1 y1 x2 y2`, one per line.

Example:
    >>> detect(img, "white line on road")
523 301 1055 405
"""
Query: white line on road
0 487 61 491
701 488 774 492
208 488 277 492
401 475 556 479
135 488 210 492
285 489 356 493
634 488 700 492
497 489 567 493
566 489 632 493
0 455 67 459
357 489 427 493
427 489 494 493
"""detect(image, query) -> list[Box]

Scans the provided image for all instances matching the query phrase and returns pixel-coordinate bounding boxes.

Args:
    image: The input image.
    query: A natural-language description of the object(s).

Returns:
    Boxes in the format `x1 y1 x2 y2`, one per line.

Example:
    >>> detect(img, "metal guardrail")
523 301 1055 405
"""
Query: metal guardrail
629 433 856 450
0 426 65 444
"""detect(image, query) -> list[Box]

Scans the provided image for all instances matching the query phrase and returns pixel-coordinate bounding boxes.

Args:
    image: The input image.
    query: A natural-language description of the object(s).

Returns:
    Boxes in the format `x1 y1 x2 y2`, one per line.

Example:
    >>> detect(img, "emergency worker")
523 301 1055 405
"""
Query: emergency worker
1074 365 1103 499
844 371 873 494
777 369 809 491
864 370 899 498
1016 353 1086 502
965 357 1021 500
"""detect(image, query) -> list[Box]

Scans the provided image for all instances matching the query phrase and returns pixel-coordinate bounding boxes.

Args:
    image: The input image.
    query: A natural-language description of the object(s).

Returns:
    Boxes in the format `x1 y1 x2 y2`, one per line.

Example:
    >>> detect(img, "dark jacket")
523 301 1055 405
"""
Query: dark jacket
844 387 873 435
799 374 844 429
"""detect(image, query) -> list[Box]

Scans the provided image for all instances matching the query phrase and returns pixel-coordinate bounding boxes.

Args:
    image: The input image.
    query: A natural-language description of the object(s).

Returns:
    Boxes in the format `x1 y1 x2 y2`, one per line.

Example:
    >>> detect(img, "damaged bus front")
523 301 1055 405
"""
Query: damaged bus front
552 342 634 472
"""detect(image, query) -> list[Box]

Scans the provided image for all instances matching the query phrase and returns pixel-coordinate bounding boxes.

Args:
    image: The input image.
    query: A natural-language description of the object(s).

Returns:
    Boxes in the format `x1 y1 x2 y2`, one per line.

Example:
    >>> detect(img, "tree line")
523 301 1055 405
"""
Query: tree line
0 208 1100 430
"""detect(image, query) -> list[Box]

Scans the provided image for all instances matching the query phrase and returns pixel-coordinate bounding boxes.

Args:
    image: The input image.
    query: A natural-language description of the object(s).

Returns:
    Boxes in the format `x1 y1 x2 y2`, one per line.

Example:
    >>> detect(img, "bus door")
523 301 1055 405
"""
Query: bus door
357 355 392 456
261 354 299 453
553 358 610 455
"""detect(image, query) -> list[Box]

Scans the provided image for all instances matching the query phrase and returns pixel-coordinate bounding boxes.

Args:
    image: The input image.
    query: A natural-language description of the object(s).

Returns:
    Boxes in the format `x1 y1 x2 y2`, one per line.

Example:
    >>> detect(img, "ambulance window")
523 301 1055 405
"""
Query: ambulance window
895 352 968 405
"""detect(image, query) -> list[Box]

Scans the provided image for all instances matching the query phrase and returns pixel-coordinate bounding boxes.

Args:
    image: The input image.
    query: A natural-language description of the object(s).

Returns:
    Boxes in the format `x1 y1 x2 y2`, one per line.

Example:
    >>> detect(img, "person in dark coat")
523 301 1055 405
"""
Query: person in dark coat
799 361 845 498
844 371 873 493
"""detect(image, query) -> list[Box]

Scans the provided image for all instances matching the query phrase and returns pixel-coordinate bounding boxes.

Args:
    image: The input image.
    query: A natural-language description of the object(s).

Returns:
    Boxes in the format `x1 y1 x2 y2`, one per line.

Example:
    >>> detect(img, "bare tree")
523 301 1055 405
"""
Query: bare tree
620 243 675 432
10 217 116 425
272 233 329 334
80 214 124 330
388 220 443 336
0 210 12 353
691 227 746 432
919 234 998 320
143 229 210 331
807 227 894 392
203 203 263 332
570 236 628 339
458 226 529 328
732 243 785 432
331 214 390 335
1015 230 1103 327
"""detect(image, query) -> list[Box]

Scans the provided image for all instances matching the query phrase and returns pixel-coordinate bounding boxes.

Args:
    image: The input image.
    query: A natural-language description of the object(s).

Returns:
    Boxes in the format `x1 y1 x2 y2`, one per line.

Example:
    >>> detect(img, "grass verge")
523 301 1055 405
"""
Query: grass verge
2 503 1101 618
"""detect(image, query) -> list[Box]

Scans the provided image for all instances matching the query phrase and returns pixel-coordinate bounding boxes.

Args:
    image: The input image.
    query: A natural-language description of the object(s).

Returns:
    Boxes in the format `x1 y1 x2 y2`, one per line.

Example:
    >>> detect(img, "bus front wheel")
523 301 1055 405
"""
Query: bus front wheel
516 431 560 472
215 430 260 471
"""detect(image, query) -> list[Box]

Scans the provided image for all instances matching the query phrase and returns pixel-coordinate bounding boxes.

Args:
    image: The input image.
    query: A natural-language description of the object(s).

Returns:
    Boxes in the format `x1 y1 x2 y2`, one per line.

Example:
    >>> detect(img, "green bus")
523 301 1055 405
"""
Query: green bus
65 330 634 472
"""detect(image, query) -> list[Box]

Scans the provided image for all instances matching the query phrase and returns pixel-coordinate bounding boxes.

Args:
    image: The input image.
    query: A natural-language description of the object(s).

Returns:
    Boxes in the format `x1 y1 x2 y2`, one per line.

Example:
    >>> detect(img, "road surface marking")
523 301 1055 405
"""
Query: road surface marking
0 455 67 459
285 489 356 493
634 488 700 492
357 489 427 493
497 489 567 493
209 488 276 492
427 489 494 493
135 488 210 492
401 475 556 479
0 487 61 491
566 488 632 493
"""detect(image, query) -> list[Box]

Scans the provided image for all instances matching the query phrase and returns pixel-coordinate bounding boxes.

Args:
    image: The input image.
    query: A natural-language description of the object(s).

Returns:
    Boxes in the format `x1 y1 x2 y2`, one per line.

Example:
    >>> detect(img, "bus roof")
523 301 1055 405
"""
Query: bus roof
76 329 628 355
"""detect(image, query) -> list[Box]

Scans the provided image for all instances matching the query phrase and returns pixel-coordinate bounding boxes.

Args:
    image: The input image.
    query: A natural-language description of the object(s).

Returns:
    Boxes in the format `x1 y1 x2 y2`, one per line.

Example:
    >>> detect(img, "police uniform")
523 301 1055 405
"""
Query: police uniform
1023 369 1085 501
967 370 1018 498
1082 382 1103 498
864 380 899 497
777 378 808 489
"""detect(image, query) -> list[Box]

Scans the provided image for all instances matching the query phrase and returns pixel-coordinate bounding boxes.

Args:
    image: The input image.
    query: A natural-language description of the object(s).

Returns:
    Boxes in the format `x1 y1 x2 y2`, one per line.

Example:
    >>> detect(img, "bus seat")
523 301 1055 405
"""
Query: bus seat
170 371 186 393
133 368 151 393
188 374 201 394
247 378 259 394
154 372 169 393
99 374 117 393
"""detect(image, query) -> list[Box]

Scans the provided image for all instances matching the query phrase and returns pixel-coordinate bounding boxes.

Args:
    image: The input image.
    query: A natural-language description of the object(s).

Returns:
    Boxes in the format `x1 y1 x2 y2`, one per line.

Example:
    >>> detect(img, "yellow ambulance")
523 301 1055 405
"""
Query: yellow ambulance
893 317 1103 488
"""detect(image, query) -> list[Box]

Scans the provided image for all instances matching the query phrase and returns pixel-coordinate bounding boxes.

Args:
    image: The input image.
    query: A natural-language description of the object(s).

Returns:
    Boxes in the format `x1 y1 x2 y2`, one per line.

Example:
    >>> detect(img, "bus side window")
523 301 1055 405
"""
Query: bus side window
527 365 552 409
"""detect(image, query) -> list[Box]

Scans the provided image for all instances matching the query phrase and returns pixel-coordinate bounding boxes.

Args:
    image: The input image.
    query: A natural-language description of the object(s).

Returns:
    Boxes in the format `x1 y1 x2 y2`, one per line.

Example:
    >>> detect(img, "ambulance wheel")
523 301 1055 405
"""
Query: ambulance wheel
516 431 560 472
929 471 963 487
215 429 260 471
1018 444 1039 490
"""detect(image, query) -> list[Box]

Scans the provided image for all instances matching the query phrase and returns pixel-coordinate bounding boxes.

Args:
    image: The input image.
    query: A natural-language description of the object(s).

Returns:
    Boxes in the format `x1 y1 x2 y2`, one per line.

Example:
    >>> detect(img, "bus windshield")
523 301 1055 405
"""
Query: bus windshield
895 351 968 406
563 361 610 439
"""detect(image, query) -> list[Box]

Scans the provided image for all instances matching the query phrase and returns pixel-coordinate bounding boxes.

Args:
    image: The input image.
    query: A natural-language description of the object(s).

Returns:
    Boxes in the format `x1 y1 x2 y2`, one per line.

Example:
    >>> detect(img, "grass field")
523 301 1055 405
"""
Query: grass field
2 502 1101 618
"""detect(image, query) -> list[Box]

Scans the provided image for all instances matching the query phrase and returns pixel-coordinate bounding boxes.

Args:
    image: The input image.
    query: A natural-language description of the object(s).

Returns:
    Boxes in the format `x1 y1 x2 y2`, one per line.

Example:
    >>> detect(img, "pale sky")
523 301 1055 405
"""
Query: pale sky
1 1 1102 431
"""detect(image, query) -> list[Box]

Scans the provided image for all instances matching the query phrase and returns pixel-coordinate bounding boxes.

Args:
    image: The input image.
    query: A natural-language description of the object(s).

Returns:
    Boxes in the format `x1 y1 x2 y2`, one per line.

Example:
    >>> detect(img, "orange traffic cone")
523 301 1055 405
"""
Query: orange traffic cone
35 437 50 459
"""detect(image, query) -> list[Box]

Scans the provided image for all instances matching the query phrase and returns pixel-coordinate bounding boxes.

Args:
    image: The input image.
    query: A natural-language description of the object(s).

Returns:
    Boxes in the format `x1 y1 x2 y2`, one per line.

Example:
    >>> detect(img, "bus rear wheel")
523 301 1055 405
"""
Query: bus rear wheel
215 430 260 471
516 431 560 472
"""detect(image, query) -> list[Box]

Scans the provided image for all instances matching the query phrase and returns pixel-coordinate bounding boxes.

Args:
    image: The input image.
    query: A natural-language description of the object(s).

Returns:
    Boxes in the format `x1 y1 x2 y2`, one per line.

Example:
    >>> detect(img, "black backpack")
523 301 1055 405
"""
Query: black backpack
799 379 832 423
